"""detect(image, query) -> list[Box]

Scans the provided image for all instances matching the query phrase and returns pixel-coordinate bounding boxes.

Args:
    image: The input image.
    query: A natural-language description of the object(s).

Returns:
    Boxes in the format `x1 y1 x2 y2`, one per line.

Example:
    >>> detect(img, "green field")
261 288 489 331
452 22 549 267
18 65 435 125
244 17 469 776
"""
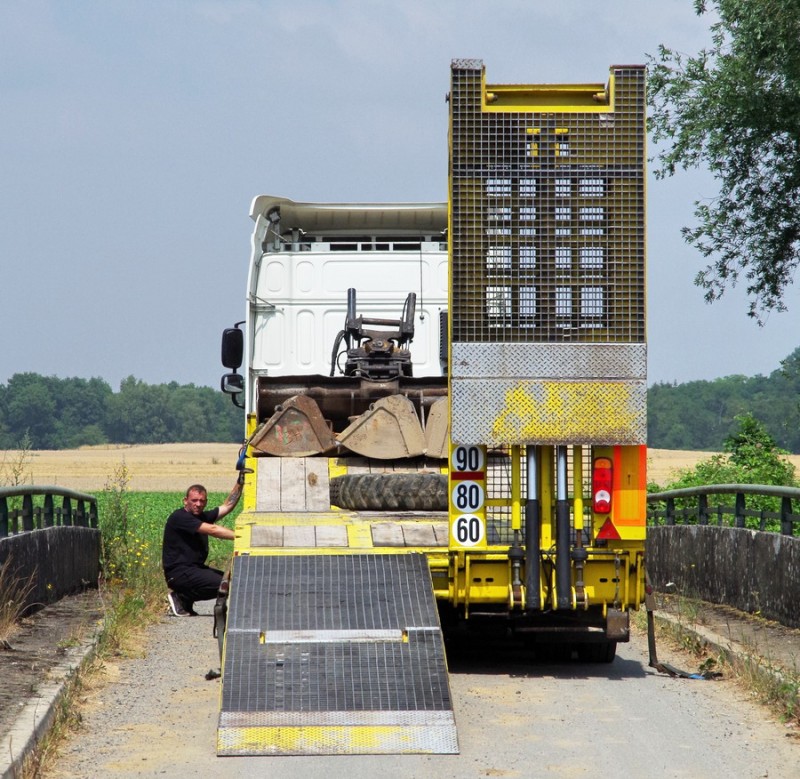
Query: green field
96 491 240 594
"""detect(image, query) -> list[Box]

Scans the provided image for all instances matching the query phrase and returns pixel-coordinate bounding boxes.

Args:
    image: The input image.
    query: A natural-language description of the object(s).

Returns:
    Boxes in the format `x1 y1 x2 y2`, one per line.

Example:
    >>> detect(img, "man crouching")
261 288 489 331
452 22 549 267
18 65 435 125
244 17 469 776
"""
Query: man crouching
162 479 241 617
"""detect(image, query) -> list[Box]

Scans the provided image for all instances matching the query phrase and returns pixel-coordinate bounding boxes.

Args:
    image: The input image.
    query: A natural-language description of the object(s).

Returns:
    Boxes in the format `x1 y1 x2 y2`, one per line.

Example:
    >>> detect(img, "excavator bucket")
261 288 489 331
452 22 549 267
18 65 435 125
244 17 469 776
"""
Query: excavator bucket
250 394 337 457
424 397 449 459
336 394 425 459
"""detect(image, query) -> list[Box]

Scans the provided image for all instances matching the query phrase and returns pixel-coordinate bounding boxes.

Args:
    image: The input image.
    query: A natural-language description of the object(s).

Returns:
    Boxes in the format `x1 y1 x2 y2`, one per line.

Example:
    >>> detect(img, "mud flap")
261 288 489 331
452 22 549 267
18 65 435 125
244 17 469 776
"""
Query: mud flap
606 608 630 641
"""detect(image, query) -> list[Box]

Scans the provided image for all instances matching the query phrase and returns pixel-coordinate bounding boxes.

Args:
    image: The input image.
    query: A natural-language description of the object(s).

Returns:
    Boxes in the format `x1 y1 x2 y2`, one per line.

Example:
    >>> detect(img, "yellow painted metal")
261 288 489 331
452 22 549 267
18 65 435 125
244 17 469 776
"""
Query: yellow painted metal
490 381 642 445
539 445 554 549
483 77 615 113
242 413 260 513
510 445 521 532
218 724 453 756
448 444 488 550
634 551 644 607
569 548 644 611
573 445 584 532
622 552 630 608
346 523 375 549
450 555 513 611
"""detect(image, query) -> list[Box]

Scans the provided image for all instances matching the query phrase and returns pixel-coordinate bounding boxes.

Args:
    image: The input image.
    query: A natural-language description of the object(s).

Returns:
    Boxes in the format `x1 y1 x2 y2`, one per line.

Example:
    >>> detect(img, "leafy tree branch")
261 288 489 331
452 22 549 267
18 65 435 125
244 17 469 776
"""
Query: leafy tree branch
648 0 800 319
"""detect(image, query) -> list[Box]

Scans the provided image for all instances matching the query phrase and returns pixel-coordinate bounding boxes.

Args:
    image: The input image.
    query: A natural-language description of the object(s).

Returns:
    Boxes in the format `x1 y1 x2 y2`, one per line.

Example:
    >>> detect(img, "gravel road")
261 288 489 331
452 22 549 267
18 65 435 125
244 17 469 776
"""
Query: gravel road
41 600 799 779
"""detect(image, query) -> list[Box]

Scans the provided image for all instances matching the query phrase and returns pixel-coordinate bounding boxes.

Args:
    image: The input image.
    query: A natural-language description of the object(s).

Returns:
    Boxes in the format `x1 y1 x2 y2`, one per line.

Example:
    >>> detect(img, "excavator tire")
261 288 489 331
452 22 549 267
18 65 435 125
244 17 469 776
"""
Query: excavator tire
330 473 448 511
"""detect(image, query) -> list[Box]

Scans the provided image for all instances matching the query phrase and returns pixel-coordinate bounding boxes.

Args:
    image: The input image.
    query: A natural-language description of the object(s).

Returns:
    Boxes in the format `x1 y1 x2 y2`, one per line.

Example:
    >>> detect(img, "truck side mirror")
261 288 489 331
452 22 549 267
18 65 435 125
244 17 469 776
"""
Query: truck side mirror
222 325 244 370
220 372 244 408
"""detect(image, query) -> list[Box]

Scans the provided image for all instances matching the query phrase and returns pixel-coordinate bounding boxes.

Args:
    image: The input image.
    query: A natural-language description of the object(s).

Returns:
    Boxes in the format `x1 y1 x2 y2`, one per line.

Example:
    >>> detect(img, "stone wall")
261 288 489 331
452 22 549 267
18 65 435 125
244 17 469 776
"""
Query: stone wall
0 526 100 613
647 526 800 629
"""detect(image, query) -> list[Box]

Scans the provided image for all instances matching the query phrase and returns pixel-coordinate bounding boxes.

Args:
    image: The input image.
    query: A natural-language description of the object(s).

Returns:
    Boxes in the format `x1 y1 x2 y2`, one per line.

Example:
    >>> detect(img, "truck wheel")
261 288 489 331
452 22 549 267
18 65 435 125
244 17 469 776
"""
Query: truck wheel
330 473 448 511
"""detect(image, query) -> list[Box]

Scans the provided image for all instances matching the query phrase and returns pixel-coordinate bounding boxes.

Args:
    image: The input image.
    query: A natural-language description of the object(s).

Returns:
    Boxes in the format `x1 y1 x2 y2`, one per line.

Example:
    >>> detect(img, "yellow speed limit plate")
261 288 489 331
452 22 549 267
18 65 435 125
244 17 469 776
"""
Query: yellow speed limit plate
448 444 487 549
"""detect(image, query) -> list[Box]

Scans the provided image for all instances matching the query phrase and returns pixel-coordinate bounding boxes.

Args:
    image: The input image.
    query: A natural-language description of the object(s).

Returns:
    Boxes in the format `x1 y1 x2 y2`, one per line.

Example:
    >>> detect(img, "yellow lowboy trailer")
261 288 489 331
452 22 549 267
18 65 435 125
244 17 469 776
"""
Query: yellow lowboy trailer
217 59 647 757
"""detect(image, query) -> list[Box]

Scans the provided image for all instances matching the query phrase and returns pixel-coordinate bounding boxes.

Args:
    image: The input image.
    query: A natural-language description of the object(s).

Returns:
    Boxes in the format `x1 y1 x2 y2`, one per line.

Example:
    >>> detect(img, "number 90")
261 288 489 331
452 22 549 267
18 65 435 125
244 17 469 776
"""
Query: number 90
452 445 484 472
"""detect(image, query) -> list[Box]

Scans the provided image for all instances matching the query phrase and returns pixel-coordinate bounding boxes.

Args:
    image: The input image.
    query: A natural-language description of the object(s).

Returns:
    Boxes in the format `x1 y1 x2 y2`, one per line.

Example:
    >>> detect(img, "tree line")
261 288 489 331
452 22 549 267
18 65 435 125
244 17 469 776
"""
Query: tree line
0 373 243 450
648 347 800 453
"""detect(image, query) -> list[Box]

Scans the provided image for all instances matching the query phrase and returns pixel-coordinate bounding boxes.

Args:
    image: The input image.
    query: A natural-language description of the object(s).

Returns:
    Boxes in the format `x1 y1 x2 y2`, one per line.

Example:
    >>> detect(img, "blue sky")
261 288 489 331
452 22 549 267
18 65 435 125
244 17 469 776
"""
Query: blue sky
2 0 798 390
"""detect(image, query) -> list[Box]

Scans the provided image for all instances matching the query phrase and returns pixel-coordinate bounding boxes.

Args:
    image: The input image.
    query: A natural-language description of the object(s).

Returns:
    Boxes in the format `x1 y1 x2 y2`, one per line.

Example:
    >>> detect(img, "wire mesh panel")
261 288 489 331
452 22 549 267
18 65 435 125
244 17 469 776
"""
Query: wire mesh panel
448 59 647 447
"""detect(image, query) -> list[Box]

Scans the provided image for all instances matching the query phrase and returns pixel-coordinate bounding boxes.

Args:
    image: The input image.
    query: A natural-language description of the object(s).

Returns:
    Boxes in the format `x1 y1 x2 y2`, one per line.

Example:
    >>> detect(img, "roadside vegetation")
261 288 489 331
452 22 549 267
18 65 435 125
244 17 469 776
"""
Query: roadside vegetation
0 557 34 648
637 597 800 728
652 413 799 533
94 466 239 655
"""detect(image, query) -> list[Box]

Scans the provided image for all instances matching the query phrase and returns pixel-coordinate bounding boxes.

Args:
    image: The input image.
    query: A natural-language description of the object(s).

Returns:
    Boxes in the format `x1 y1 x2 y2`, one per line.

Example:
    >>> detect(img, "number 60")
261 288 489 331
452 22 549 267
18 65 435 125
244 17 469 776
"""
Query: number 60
454 514 484 545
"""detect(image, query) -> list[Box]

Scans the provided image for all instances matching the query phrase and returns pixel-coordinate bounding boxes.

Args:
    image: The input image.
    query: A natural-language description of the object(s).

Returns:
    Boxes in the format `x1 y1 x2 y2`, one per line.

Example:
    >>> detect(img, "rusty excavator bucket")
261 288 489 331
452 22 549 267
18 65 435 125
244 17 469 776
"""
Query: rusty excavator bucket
423 396 449 460
250 394 337 457
336 394 426 460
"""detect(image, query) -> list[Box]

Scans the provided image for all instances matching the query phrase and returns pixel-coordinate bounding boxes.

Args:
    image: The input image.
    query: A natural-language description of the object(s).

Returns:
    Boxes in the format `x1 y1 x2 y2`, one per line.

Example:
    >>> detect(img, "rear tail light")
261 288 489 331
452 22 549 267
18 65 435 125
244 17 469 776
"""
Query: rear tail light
592 457 613 514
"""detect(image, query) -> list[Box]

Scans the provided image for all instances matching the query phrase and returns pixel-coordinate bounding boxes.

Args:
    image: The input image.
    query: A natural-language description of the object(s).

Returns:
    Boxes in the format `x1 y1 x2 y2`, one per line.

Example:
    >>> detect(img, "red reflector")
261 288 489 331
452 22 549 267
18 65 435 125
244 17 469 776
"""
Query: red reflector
592 456 613 514
596 518 621 540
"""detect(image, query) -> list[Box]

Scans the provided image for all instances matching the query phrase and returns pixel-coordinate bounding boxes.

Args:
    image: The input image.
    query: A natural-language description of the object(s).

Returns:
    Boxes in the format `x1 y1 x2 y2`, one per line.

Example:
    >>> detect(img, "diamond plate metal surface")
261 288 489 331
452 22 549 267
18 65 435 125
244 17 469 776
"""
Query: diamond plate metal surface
451 342 646 379
451 58 482 71
451 378 647 446
218 554 457 755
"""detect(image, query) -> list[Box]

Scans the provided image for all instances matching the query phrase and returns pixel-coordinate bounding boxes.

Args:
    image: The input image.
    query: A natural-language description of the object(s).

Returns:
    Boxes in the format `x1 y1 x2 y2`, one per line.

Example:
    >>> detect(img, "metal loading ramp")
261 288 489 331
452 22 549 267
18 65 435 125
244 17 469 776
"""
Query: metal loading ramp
217 553 458 756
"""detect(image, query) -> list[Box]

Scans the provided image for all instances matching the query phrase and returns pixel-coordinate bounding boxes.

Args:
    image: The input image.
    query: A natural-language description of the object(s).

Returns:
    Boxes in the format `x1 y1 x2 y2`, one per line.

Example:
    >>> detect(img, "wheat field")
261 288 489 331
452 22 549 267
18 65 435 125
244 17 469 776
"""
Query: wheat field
4 443 242 493
2 443 780 493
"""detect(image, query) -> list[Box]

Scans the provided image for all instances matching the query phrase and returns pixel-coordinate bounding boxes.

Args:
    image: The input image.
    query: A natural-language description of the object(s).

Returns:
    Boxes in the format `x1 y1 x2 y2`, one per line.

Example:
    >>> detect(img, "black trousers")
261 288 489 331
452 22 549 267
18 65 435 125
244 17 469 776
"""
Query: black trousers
165 565 223 605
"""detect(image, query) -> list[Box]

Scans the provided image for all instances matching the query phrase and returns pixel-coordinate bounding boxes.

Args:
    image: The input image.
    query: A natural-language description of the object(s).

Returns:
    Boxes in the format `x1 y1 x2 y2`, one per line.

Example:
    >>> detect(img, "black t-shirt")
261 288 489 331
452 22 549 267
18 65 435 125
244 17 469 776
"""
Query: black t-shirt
162 506 220 577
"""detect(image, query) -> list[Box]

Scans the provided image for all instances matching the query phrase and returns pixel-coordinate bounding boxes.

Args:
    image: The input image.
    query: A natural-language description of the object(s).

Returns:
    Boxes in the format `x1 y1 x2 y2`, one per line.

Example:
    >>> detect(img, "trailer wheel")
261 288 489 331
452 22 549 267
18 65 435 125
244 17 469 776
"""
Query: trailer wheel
330 473 448 511
579 640 617 663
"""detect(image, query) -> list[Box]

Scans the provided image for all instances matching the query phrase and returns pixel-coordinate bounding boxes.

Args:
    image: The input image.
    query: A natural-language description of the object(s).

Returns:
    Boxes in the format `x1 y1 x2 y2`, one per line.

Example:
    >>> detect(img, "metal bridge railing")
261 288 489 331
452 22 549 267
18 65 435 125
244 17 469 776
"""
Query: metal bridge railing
0 485 98 538
647 484 800 536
